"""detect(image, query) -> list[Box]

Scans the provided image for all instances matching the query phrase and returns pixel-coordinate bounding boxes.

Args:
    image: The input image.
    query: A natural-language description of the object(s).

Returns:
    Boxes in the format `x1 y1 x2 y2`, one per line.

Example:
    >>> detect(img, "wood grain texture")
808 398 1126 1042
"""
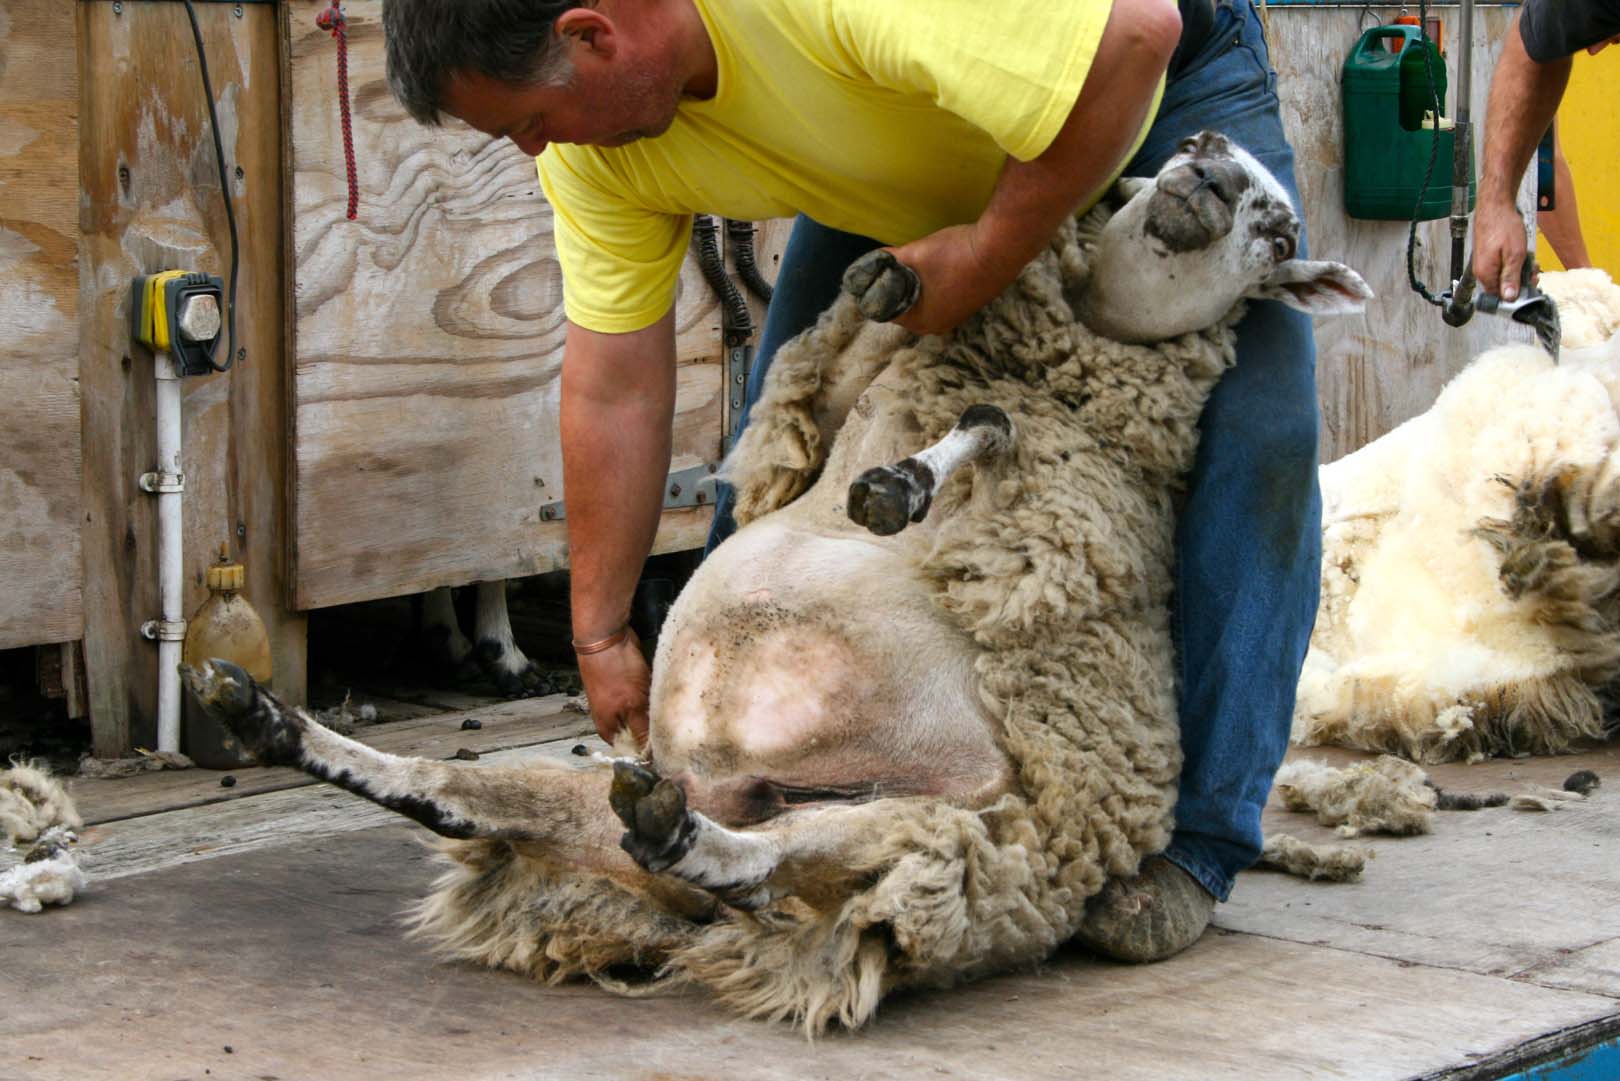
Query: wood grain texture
79 2 305 755
0 0 82 650
1269 8 1537 461
285 1 728 609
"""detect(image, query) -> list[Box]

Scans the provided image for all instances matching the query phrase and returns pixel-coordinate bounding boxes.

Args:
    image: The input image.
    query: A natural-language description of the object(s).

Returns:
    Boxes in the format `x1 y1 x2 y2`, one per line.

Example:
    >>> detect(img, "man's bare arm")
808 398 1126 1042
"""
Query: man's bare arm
562 311 677 744
1473 15 1571 300
888 0 1183 335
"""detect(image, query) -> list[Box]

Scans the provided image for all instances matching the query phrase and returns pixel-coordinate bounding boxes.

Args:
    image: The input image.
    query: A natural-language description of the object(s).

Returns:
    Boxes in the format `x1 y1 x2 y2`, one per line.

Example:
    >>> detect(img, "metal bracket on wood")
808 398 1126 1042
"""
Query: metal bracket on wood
538 462 721 523
140 619 187 642
724 343 752 456
139 471 185 494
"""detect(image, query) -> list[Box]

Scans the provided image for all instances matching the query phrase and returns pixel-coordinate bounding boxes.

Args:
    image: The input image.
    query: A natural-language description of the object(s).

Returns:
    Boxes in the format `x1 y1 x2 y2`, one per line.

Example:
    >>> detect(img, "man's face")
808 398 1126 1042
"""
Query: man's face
443 57 680 157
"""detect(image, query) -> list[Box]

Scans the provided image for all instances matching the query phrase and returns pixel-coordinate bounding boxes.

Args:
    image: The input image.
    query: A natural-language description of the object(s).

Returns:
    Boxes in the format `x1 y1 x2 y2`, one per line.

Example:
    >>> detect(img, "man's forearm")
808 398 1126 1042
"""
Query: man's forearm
971 0 1181 280
1480 18 1570 211
560 315 677 641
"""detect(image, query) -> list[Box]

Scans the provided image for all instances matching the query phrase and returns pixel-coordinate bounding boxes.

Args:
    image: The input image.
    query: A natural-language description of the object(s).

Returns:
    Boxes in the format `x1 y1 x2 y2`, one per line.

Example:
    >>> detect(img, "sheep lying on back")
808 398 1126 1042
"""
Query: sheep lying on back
1296 269 1620 762
186 132 1371 1033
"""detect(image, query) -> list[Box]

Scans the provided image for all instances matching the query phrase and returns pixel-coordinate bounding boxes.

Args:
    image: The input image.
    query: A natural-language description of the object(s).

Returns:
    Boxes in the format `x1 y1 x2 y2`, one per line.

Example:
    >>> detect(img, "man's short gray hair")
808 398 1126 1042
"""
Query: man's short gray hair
383 0 585 125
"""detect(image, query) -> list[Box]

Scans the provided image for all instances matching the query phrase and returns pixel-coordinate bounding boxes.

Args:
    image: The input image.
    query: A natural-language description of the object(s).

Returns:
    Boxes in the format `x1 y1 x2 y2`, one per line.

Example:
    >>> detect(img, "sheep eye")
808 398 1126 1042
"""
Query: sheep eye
1272 235 1295 261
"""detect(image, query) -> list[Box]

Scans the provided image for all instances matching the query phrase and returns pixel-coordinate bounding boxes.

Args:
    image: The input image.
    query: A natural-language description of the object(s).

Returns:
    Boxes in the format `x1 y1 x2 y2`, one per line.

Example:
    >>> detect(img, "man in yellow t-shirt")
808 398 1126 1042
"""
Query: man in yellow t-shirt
383 0 1318 964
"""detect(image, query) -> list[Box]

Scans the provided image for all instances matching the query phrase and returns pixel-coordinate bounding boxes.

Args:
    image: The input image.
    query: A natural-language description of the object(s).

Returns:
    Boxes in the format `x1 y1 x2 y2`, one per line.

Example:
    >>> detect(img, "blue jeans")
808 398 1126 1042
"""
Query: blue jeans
706 0 1317 902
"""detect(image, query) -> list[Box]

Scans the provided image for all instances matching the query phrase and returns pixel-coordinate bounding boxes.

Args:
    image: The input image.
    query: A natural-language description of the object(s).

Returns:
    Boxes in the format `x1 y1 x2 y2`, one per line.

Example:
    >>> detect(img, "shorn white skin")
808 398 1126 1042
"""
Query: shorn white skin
187 131 1371 941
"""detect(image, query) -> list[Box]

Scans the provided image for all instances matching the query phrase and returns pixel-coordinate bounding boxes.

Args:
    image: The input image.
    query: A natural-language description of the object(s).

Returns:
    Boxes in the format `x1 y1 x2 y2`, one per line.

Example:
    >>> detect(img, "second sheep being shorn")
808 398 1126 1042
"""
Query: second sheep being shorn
0 761 88 914
1296 269 1620 763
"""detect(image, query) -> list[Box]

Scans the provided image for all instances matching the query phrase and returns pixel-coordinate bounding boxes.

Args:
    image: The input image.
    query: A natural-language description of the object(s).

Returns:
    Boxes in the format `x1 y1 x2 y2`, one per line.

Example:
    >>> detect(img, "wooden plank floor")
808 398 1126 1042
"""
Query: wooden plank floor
4 695 1617 1080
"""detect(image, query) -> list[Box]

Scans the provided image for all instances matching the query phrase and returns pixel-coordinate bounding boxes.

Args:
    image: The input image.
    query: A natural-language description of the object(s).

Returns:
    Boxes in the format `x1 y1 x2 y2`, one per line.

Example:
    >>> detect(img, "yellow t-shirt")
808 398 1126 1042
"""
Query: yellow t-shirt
538 0 1159 333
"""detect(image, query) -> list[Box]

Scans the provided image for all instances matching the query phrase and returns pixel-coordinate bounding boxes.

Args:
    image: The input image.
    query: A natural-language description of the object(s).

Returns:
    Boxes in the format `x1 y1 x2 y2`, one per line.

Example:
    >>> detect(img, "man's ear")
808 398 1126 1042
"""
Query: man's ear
1247 259 1374 316
556 8 615 54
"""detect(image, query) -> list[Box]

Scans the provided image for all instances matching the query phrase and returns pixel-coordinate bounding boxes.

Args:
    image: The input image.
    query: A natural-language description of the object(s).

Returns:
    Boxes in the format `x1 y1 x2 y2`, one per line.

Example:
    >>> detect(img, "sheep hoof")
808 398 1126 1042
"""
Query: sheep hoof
842 250 921 322
474 638 547 699
611 762 696 873
180 660 305 766
849 463 931 536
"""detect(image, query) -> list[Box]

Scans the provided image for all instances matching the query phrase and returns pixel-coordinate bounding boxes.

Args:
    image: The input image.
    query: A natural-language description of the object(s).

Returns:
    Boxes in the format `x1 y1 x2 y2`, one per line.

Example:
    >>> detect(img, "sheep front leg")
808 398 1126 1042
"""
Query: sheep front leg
611 761 931 911
848 404 1014 535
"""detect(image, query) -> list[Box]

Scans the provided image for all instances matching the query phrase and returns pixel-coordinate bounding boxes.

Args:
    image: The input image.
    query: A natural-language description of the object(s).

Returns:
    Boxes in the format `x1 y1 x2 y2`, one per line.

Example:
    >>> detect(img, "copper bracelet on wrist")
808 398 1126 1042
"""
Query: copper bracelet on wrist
572 623 631 656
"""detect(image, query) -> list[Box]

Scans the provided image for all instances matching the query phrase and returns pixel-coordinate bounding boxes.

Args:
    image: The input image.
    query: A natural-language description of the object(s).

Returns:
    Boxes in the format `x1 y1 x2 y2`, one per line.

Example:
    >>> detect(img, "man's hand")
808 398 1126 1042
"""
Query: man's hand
1472 197 1531 302
882 224 1014 336
1473 14 1570 301
577 629 651 746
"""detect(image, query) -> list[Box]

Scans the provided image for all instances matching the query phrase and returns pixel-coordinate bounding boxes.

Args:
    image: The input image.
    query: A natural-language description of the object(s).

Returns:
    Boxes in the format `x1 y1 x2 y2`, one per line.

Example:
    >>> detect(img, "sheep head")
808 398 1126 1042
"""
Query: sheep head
1075 130 1372 344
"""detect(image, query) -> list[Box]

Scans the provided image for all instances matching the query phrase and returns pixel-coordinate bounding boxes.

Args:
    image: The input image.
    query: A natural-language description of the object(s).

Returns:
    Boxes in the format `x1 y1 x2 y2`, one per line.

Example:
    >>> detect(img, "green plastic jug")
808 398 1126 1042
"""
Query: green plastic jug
1342 25 1474 221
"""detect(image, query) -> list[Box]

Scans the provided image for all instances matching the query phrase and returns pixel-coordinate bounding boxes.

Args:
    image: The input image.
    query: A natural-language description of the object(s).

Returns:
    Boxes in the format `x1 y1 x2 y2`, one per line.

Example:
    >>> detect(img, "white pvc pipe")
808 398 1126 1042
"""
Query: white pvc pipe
155 350 184 753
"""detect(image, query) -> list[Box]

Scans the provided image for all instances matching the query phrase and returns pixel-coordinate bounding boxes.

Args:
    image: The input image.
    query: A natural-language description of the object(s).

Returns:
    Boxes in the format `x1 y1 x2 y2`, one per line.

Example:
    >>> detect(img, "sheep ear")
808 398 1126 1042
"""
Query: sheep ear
1248 259 1374 315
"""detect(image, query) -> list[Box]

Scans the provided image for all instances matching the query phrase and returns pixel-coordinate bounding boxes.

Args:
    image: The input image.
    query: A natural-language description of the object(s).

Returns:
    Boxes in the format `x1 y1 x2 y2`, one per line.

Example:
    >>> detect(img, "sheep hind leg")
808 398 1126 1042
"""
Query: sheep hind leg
182 659 586 842
848 404 1013 536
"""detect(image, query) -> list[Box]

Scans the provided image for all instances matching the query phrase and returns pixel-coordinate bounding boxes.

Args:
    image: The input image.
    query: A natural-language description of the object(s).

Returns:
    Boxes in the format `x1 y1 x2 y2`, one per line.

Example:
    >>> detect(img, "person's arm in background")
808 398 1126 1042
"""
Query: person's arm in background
1473 14 1571 300
562 310 678 745
1537 126 1592 269
886 0 1182 335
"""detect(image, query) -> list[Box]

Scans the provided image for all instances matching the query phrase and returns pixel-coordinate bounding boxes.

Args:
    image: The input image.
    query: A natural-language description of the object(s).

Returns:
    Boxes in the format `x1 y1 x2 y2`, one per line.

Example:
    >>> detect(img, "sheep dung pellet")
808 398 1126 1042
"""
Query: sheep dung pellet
461 718 483 731
220 775 236 789
1563 770 1601 796
454 748 480 761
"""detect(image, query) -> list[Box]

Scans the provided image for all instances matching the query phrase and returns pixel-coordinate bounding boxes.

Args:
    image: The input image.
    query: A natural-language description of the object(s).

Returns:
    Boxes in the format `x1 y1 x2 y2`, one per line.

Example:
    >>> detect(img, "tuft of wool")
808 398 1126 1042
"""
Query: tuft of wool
1 827 89 913
406 839 708 984
1273 756 1437 837
1540 268 1620 351
1 760 83 847
1509 785 1588 812
1257 833 1371 882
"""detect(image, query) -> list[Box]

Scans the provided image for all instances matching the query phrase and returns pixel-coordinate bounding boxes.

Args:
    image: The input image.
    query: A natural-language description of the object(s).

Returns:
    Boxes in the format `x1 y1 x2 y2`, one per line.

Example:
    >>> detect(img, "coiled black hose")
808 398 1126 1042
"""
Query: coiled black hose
725 218 774 304
692 215 753 345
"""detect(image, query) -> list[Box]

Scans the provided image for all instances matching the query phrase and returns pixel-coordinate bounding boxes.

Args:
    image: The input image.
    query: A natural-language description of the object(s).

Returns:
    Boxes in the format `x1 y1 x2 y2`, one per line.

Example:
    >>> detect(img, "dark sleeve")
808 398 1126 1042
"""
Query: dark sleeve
1518 0 1620 62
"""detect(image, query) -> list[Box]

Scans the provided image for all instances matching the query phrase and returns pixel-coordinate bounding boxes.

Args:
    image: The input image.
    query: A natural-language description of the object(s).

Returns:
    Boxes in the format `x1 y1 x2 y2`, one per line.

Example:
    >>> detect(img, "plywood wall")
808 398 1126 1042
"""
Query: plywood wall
1269 6 1536 461
0 0 82 651
78 2 302 754
285 0 727 610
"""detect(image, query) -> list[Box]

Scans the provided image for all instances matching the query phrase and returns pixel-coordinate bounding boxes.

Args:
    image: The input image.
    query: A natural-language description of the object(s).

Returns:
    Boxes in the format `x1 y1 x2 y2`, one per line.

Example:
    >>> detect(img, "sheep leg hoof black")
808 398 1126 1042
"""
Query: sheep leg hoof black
180 659 306 766
611 761 696 873
849 462 932 536
474 638 546 699
842 250 921 322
